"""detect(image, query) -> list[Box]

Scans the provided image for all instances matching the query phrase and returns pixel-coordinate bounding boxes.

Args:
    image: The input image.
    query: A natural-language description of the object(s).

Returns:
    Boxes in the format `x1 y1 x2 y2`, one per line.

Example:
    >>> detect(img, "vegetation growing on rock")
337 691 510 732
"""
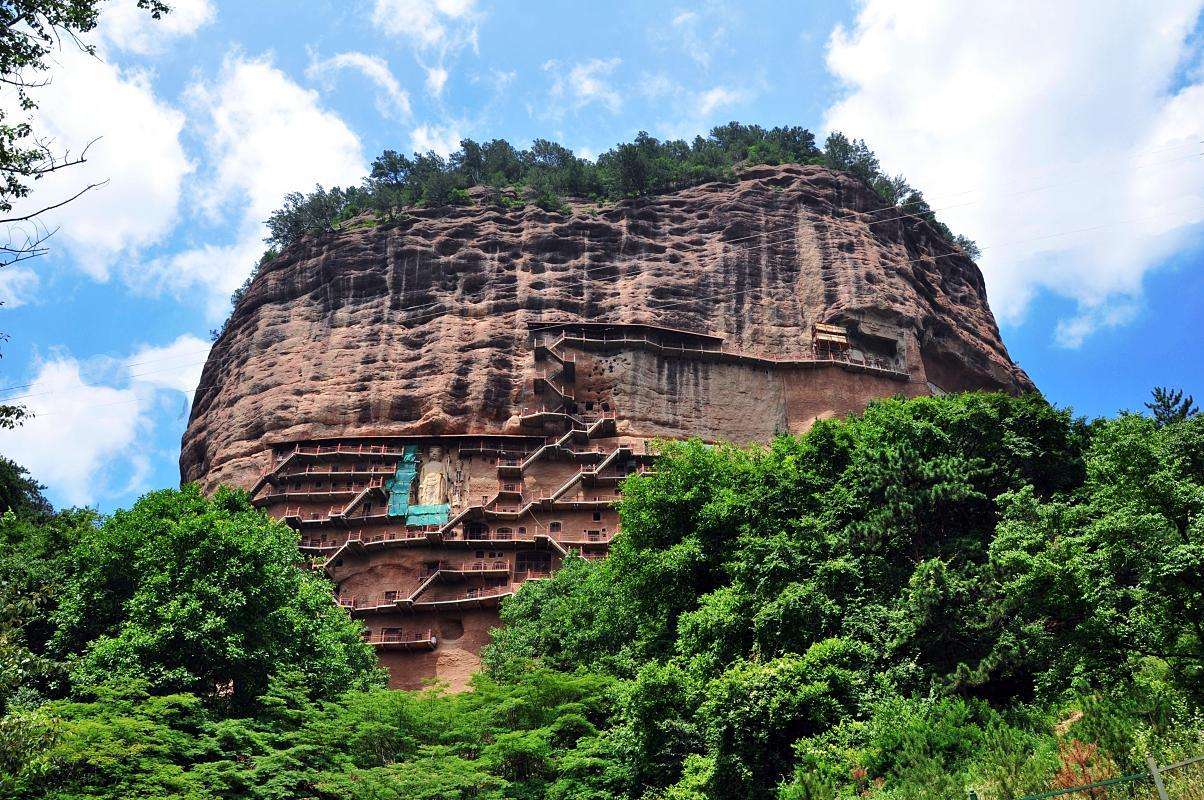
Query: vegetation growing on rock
211 124 978 344
261 124 977 257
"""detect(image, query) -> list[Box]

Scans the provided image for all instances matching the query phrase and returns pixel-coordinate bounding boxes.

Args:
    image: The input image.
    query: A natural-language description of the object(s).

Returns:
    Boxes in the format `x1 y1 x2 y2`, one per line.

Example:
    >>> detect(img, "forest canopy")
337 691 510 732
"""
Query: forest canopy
1 392 1202 799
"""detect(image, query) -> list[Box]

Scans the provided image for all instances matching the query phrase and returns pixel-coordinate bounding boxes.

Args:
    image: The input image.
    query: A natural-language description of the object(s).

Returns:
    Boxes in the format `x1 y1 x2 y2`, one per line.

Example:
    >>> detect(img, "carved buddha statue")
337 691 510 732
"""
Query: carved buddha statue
416 445 451 506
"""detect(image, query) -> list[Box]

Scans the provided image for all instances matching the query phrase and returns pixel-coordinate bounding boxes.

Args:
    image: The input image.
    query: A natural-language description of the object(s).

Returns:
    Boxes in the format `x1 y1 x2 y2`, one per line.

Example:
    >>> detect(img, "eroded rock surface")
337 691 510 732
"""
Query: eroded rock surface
182 164 1031 490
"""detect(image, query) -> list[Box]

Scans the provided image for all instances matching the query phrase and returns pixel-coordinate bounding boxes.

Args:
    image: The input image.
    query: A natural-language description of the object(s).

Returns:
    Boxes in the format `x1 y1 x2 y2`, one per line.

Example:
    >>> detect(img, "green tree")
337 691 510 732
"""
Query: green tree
3 394 1204 800
50 485 382 708
0 458 50 519
0 501 91 711
821 132 880 184
990 413 1204 700
257 123 976 262
1145 386 1198 426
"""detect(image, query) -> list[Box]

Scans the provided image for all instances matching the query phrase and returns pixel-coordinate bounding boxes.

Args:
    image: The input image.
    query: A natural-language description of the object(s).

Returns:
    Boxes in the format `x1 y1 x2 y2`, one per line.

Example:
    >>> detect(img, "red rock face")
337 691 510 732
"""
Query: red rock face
180 163 1032 689
182 163 1030 490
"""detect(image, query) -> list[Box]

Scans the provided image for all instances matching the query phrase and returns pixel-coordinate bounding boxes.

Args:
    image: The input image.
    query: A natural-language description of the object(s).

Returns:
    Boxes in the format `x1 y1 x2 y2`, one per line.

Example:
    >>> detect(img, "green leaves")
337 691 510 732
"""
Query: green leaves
5 392 1203 799
989 413 1204 700
0 668 621 800
258 123 975 258
47 485 381 709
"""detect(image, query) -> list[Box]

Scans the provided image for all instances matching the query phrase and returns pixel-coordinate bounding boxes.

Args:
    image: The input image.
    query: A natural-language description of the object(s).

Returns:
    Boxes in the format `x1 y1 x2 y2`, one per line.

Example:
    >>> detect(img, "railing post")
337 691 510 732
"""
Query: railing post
1146 755 1169 800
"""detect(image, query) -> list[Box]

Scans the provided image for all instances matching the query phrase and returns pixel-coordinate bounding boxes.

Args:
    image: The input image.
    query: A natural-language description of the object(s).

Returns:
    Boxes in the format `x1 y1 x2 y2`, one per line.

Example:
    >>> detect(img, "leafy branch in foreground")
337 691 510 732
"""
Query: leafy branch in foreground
0 0 168 267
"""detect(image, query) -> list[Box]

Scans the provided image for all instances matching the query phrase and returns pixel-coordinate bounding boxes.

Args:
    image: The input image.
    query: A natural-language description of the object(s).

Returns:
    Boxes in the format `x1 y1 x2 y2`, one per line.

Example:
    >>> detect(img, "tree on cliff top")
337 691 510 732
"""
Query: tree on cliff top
257 123 978 260
1146 386 1198 426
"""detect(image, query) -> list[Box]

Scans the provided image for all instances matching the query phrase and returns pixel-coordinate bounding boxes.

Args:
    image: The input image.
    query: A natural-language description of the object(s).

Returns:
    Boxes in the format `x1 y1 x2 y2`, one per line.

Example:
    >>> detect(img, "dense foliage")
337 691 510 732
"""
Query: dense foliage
2 392 1202 799
0 483 381 717
260 124 977 256
486 393 1204 798
1 669 617 800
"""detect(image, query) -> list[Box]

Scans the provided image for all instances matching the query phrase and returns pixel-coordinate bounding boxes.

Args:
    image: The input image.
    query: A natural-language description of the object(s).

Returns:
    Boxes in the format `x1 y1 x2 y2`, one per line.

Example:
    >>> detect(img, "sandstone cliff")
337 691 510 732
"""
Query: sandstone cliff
181 163 1032 490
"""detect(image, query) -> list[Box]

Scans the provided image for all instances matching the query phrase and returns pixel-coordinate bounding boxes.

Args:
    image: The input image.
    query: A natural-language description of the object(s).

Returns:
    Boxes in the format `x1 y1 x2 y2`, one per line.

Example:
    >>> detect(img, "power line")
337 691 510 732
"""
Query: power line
0 347 214 396
17 394 150 420
642 202 1204 315
0 354 213 404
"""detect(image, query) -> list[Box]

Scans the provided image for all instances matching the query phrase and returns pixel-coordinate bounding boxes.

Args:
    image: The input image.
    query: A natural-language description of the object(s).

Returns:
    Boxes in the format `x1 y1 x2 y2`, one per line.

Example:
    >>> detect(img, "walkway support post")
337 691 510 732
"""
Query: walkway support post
1146 754 1169 800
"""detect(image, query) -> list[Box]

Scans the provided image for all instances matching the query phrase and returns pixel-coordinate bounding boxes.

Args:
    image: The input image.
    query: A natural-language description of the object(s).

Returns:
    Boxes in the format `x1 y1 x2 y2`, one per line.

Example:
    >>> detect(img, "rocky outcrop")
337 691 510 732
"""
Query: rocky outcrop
181 163 1031 490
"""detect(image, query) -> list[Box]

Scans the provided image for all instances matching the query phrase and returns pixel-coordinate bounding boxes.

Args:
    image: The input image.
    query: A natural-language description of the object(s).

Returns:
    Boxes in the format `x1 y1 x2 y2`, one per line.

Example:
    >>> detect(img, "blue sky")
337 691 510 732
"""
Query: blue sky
1 0 1203 511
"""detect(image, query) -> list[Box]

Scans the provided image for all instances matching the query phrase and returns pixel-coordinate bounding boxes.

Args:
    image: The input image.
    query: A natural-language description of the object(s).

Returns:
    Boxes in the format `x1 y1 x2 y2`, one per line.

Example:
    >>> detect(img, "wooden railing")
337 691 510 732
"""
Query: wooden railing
299 535 345 549
451 560 510 572
342 510 390 522
280 465 396 478
339 592 404 610
420 560 510 577
348 528 435 545
364 629 435 645
464 588 511 600
259 479 383 502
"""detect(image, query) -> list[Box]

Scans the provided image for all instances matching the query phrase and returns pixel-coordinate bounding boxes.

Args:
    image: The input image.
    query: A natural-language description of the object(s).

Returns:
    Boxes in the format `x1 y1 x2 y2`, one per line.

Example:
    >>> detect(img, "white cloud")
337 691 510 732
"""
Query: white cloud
372 0 479 96
0 267 38 308
546 58 623 114
667 5 731 68
306 51 412 120
425 65 450 96
148 54 367 314
126 333 211 395
1054 299 1141 349
188 54 367 225
132 232 267 321
372 0 477 46
2 357 149 506
637 74 752 138
410 122 463 157
824 1 1204 345
486 69 516 91
6 44 191 279
639 72 679 100
696 85 747 117
100 0 215 55
3 333 211 504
